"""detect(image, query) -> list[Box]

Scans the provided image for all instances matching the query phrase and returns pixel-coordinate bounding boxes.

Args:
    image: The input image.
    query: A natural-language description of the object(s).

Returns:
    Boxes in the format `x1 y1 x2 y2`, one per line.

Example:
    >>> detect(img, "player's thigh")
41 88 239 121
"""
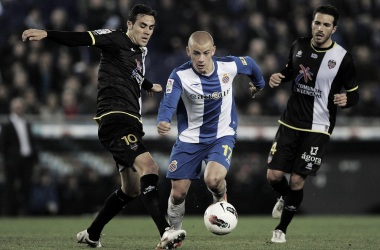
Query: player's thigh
293 132 330 176
204 136 236 172
204 161 228 184
268 125 299 173
98 114 148 172
166 140 205 180
120 167 141 197
133 152 159 175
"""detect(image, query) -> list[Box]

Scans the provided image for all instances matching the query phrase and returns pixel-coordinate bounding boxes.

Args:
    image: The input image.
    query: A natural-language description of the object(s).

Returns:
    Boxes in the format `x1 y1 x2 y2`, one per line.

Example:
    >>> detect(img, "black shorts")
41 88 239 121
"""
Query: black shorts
267 124 330 176
97 113 148 172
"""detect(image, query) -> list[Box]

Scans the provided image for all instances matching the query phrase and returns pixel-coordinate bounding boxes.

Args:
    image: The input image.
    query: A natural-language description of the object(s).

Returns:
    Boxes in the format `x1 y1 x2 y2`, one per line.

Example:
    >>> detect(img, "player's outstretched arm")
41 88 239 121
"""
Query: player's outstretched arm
249 82 263 98
269 73 285 88
157 121 171 136
22 29 47 42
146 84 162 97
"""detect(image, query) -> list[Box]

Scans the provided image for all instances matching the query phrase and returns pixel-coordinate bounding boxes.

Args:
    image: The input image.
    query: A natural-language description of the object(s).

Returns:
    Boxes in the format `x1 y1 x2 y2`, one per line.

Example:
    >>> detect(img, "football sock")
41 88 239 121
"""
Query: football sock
87 188 135 241
275 188 303 234
140 174 170 237
270 176 289 197
207 180 227 203
167 199 185 230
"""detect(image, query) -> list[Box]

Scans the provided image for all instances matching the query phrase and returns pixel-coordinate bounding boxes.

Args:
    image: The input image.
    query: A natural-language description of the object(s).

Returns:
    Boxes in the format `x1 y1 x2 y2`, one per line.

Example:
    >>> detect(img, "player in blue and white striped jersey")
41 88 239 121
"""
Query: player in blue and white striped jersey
157 31 265 236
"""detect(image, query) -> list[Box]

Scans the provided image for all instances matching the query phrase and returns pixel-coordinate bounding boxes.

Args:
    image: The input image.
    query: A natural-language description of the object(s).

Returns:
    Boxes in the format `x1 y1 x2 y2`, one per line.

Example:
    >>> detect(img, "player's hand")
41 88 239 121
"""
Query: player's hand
146 84 162 97
22 29 47 42
269 73 285 88
249 82 262 98
334 93 347 107
157 121 171 136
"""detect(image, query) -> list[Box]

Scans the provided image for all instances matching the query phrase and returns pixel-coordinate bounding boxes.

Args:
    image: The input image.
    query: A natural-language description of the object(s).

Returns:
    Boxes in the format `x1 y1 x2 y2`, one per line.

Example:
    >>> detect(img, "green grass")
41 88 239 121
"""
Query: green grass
0 215 379 249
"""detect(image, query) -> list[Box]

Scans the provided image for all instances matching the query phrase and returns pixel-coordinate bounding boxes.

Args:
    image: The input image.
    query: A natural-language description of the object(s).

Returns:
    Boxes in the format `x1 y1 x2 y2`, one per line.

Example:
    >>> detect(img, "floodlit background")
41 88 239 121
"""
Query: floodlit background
0 0 379 216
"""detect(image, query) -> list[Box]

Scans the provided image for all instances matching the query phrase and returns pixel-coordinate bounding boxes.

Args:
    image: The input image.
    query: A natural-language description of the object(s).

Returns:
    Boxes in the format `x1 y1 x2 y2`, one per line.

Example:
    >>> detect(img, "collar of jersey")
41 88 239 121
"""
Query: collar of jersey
126 32 143 51
310 38 336 52
191 57 218 78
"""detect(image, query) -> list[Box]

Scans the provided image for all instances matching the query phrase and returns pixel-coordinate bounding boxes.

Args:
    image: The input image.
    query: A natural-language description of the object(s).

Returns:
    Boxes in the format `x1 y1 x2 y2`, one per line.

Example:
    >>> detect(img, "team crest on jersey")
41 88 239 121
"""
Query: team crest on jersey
130 144 138 151
92 29 114 35
166 79 174 93
222 74 230 83
328 60 336 69
168 160 178 172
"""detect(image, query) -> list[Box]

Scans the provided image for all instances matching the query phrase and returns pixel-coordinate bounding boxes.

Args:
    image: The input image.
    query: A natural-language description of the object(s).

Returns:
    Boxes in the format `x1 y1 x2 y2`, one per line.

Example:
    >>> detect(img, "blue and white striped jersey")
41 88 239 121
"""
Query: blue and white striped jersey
157 56 265 143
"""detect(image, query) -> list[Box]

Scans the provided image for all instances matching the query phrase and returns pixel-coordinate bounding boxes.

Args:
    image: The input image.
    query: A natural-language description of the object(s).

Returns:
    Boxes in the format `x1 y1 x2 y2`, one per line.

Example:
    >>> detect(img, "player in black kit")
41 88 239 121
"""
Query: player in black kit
266 5 359 243
22 4 186 249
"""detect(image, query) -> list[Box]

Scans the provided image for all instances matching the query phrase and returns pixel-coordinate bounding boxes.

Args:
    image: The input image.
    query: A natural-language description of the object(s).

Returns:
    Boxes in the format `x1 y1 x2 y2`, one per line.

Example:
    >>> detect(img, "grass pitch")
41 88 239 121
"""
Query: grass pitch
0 215 379 250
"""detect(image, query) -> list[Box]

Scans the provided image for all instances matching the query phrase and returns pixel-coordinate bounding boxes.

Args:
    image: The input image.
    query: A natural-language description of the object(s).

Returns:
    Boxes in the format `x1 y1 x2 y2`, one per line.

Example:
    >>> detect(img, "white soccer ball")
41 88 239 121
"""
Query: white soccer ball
204 201 238 235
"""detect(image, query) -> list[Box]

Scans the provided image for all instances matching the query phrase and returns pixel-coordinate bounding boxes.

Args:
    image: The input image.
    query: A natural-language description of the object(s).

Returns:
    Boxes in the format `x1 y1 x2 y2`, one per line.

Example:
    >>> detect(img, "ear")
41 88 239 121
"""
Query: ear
127 21 133 31
186 46 191 56
331 26 337 35
211 46 216 56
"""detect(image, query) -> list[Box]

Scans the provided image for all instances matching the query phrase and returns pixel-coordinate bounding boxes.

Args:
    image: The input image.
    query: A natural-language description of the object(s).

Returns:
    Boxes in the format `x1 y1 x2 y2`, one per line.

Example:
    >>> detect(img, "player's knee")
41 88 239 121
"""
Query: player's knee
121 186 140 197
204 176 223 191
267 170 283 184
171 189 187 203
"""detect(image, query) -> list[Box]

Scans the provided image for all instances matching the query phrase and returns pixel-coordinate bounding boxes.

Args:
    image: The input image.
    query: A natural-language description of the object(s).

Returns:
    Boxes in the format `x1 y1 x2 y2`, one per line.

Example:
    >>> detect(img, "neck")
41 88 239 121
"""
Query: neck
312 38 333 48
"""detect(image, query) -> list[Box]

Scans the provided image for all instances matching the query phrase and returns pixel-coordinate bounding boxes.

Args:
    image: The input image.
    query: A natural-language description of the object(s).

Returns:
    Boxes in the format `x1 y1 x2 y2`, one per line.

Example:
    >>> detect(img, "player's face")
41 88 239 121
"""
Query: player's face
127 14 155 47
311 13 337 48
186 41 216 75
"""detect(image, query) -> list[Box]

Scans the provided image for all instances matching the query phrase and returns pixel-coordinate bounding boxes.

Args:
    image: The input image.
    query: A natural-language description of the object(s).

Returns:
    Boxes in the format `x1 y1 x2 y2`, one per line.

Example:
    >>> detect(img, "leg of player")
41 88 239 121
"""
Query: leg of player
134 152 186 249
204 161 228 203
271 173 305 243
267 169 288 219
168 179 191 230
77 168 140 248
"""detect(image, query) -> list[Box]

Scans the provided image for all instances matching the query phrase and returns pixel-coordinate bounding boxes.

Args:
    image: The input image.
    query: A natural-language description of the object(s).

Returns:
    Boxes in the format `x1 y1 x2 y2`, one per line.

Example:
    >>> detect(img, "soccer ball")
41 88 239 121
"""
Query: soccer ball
204 201 238 235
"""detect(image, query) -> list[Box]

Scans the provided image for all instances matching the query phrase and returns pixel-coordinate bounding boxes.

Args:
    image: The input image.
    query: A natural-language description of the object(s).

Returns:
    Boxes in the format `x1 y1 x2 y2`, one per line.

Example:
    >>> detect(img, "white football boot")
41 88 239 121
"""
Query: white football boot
271 229 286 243
157 226 186 249
77 230 102 248
272 197 284 219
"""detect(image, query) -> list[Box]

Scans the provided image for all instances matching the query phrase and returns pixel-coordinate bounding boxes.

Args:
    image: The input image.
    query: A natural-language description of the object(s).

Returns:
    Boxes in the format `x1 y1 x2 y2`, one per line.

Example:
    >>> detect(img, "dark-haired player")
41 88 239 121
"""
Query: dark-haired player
22 4 186 249
267 5 359 243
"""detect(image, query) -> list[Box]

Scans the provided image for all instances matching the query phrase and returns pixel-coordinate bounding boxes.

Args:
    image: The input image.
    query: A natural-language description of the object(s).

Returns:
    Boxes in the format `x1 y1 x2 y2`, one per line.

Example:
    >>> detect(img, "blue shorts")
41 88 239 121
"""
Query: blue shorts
166 136 236 180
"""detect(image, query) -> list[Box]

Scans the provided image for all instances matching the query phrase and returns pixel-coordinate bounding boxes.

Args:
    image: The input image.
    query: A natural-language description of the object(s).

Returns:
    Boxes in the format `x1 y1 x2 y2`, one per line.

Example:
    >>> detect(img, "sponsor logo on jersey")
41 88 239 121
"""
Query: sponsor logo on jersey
310 147 319 155
166 79 174 93
311 53 318 59
131 59 143 85
294 65 323 98
239 57 247 65
328 60 336 69
222 74 230 83
189 88 231 100
92 29 114 35
296 50 303 57
168 160 178 172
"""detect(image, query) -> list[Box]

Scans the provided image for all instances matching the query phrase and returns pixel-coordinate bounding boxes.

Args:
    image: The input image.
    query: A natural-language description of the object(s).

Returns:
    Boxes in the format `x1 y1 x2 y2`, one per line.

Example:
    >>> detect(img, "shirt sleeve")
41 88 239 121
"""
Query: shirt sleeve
46 30 92 46
230 56 265 90
157 71 183 124
88 29 121 49
279 39 297 82
340 53 357 92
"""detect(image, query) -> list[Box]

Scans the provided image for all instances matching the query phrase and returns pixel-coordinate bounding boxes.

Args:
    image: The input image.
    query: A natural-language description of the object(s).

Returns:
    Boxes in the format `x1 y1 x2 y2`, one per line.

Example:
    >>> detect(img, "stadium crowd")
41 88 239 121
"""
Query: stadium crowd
0 0 379 216
0 0 379 118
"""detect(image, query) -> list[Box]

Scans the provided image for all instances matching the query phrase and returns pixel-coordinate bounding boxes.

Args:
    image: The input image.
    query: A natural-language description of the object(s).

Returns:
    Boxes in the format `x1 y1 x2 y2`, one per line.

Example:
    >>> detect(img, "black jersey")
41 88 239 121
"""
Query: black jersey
279 37 357 135
88 29 150 121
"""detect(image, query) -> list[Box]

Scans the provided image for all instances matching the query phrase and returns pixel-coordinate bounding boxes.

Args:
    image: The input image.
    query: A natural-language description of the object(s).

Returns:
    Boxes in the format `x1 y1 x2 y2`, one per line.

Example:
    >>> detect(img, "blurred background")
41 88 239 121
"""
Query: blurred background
0 0 379 217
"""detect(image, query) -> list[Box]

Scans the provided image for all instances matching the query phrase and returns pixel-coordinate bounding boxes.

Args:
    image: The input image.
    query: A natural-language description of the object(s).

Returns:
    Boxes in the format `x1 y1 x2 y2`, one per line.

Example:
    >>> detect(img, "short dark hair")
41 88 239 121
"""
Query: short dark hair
313 5 339 26
128 4 157 24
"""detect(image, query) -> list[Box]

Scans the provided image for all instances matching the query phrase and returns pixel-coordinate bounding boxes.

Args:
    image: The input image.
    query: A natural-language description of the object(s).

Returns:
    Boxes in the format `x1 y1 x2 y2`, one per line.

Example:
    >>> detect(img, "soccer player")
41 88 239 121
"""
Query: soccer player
22 4 186 249
267 5 359 243
156 31 265 243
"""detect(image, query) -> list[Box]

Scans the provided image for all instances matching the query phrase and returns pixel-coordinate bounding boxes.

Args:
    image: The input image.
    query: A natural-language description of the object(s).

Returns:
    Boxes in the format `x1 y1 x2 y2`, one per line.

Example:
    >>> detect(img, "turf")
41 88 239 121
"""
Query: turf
0 215 379 250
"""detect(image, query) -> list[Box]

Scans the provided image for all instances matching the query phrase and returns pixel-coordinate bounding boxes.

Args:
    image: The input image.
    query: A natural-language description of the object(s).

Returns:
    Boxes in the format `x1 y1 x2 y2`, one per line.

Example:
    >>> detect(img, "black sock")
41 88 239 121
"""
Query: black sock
87 188 135 241
270 176 289 197
140 174 170 237
275 188 303 234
